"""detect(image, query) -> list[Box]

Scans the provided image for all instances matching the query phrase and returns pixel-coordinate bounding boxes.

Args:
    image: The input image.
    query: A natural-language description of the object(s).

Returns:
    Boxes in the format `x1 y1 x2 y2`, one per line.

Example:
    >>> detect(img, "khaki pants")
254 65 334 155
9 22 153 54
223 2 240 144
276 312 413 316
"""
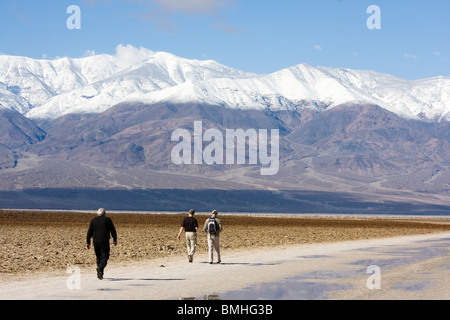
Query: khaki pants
185 232 197 256
207 234 221 263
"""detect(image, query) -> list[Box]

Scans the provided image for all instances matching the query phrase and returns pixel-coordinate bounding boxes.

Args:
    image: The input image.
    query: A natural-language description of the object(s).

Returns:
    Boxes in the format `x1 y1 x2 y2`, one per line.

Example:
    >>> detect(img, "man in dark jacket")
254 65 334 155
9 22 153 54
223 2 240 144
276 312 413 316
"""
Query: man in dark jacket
86 208 117 280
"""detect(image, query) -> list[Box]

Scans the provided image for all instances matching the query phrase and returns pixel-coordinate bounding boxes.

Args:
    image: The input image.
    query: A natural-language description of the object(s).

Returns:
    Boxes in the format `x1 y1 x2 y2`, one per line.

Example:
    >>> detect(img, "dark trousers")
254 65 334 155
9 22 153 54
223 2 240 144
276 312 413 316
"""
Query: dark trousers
94 242 110 273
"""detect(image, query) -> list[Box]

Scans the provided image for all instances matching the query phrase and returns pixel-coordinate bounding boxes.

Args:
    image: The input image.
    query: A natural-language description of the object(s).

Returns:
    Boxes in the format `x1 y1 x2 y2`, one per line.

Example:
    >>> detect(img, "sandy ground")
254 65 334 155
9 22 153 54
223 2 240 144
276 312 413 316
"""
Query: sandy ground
0 210 449 300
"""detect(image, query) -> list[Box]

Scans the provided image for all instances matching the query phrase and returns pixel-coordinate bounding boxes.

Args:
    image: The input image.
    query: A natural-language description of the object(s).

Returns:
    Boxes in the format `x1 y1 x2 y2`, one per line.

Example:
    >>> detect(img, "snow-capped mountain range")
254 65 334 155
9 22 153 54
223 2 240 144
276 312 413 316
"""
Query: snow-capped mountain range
0 45 449 122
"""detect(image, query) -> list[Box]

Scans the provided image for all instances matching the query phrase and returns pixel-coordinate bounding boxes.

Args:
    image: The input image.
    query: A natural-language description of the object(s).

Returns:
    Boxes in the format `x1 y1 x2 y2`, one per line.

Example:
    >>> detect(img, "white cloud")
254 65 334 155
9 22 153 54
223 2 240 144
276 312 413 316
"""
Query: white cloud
213 21 241 33
404 53 418 60
113 44 156 69
86 0 234 15
313 44 323 51
147 0 233 15
82 0 238 32
83 49 97 57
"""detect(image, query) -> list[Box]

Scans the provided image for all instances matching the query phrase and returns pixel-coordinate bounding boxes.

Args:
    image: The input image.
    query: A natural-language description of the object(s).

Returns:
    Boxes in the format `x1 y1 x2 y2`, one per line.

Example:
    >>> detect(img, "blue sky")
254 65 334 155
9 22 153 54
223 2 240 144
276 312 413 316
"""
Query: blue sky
0 0 449 80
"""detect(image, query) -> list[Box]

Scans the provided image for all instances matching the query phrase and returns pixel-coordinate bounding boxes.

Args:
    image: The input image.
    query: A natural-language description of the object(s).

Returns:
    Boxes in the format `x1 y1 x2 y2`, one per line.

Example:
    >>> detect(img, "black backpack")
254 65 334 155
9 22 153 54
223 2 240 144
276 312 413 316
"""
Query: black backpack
207 217 218 235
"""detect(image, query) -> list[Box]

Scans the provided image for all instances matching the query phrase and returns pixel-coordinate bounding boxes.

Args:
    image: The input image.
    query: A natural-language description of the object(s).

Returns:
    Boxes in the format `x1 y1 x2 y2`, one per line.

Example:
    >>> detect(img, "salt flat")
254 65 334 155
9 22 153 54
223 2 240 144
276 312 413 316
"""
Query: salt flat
1 232 449 300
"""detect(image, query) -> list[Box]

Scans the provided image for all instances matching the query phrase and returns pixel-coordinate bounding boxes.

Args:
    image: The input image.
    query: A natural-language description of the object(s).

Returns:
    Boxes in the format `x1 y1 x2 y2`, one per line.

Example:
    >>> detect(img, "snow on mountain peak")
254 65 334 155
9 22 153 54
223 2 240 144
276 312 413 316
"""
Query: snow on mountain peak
0 45 449 122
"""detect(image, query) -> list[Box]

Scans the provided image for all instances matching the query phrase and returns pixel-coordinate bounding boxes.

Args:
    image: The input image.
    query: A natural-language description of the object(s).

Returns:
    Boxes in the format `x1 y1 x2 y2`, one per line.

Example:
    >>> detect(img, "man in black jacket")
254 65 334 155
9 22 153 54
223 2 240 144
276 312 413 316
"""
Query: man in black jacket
86 208 117 280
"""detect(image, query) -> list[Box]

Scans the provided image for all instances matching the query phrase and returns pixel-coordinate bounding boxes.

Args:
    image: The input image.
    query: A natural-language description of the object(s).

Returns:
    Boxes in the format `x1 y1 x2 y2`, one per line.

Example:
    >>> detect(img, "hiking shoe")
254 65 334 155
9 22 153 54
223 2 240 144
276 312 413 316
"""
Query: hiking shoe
97 270 103 280
188 255 193 263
